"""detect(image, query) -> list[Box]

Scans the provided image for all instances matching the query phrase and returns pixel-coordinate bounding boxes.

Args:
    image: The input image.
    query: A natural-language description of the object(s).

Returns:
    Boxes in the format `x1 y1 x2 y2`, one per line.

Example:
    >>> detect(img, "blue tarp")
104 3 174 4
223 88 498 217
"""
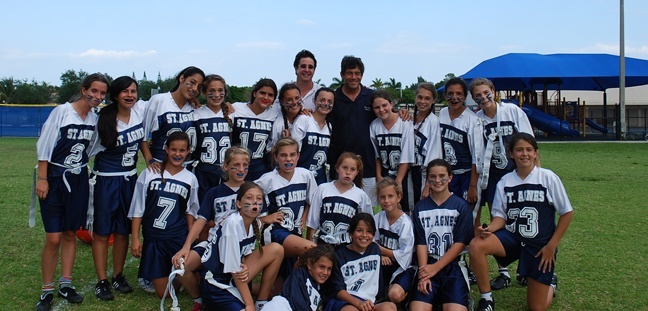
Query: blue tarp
459 53 648 91
0 105 55 137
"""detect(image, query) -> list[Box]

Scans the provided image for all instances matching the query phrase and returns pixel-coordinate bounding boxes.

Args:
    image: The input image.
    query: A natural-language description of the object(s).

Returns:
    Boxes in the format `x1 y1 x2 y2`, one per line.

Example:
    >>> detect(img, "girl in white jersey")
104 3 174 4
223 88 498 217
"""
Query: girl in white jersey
230 78 282 181
141 66 205 172
370 90 415 212
470 133 573 311
35 73 109 310
412 83 443 203
88 76 143 301
192 74 234 201
307 152 374 247
278 82 304 137
172 146 250 310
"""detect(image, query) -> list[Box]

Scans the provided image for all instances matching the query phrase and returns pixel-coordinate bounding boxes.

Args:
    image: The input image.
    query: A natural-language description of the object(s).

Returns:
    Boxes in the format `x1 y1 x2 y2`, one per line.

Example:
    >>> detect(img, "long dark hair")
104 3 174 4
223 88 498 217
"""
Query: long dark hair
249 78 278 105
297 243 336 269
414 82 437 131
278 83 302 132
97 76 138 149
171 66 205 92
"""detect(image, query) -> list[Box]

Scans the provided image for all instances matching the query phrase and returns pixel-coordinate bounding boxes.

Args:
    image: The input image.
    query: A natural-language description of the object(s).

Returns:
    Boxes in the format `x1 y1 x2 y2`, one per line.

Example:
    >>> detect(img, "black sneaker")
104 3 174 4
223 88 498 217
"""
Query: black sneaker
112 273 133 294
476 298 495 311
468 269 477 285
36 292 53 311
490 273 511 290
516 273 528 286
58 285 84 303
95 279 114 301
551 273 558 297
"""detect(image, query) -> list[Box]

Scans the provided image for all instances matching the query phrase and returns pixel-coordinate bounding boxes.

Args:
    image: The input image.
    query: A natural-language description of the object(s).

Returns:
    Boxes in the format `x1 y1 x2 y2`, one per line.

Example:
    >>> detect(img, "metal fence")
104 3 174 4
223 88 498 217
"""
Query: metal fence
0 105 56 137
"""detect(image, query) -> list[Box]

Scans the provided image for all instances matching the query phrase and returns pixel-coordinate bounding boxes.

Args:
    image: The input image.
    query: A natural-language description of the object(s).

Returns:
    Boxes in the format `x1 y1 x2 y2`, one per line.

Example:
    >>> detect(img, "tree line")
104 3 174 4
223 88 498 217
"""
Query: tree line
0 70 456 105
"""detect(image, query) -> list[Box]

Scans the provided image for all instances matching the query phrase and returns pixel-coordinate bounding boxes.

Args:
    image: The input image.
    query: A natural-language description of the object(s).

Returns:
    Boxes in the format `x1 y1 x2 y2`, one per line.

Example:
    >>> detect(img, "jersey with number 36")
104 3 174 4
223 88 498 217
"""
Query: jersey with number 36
491 167 573 248
128 168 199 241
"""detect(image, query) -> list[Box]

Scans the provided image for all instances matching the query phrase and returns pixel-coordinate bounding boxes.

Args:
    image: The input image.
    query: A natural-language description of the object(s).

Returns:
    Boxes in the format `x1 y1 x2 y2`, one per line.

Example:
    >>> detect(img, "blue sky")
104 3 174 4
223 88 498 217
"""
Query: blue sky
2 0 647 88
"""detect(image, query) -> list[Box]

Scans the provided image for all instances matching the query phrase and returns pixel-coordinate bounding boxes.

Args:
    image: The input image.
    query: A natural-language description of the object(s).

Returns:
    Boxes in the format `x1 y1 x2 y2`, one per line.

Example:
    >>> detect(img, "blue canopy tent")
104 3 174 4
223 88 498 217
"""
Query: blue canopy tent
447 53 648 137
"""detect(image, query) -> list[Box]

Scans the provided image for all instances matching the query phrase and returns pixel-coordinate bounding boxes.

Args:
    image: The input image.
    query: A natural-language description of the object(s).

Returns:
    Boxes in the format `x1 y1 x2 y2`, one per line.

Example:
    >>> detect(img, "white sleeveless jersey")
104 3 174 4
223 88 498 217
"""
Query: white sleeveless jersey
373 211 414 271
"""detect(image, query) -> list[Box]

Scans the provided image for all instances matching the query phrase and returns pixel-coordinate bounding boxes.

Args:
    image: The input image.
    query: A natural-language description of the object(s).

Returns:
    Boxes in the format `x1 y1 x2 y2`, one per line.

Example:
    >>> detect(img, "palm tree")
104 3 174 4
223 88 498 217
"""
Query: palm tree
383 78 402 90
0 77 15 103
371 78 384 89
329 77 343 90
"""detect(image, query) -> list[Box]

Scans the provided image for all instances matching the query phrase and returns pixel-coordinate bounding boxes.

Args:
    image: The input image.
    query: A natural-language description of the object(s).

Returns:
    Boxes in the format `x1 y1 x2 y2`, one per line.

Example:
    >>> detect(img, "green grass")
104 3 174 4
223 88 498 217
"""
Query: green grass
1 138 647 310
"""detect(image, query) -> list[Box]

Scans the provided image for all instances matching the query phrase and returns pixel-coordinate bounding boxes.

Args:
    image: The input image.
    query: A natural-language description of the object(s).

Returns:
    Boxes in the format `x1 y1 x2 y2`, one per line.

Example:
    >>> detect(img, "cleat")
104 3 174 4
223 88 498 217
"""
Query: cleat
476 298 495 311
112 273 133 294
58 285 84 303
36 292 53 311
550 273 558 297
138 278 156 294
490 273 510 290
95 279 114 301
516 273 528 286
468 269 477 285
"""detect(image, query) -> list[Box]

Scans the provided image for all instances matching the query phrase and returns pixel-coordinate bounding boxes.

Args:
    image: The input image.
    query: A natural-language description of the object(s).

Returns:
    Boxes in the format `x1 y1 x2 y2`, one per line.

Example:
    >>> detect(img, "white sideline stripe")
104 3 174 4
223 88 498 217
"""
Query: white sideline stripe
51 256 139 311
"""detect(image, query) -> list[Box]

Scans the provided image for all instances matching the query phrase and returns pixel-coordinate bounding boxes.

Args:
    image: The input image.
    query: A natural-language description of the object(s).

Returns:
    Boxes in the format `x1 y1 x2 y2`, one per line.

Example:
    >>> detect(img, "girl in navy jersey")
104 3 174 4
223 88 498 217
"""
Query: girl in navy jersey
141 66 205 172
326 213 397 311
88 76 143 300
264 244 337 311
307 152 374 247
469 133 573 311
292 87 334 185
200 182 284 311
372 178 415 305
278 82 304 137
410 159 473 311
369 90 415 212
35 73 109 310
230 78 282 181
128 131 200 298
172 146 250 310
412 83 442 204
192 74 233 201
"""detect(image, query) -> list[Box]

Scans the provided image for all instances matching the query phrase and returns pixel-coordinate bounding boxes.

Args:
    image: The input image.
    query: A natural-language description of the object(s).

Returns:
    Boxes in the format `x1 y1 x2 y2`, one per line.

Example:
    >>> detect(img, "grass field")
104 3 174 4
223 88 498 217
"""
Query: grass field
1 138 647 310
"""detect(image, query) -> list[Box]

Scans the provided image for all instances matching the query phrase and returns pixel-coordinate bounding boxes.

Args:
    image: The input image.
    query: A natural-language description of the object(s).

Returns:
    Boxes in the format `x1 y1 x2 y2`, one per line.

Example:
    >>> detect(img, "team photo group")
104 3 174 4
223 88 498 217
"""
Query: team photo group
33 49 574 311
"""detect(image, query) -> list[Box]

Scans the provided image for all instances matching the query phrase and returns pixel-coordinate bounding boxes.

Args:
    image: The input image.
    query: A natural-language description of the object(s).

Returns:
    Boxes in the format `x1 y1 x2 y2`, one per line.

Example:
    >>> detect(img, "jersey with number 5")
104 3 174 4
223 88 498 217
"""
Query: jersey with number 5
89 107 145 172
491 167 573 248
37 102 97 172
412 195 473 259
128 168 199 241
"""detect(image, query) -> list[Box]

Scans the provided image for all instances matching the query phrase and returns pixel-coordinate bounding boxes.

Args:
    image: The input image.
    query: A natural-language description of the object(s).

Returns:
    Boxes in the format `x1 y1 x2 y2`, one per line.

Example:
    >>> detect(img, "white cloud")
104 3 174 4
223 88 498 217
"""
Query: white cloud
73 49 157 58
295 19 315 25
235 42 285 50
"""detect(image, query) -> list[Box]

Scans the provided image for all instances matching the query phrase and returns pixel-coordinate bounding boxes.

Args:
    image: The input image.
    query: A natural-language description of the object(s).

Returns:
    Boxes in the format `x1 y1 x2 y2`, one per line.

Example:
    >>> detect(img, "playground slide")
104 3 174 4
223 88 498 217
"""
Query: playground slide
514 102 579 137
585 118 609 134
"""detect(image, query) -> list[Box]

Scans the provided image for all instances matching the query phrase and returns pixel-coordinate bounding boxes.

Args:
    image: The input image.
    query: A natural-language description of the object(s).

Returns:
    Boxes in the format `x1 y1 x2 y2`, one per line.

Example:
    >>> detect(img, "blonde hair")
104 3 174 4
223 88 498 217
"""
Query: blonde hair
375 177 403 210
222 146 250 181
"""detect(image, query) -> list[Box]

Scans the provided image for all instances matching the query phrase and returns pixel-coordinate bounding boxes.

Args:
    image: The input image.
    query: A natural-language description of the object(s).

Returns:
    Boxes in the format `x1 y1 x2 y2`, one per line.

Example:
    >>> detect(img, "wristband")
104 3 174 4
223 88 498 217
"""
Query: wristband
148 159 156 165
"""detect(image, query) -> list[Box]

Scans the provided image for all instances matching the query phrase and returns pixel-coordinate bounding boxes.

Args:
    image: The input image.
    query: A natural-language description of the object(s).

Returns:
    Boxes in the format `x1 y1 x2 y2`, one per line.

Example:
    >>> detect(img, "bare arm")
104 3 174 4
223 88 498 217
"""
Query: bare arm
35 160 49 199
130 217 143 258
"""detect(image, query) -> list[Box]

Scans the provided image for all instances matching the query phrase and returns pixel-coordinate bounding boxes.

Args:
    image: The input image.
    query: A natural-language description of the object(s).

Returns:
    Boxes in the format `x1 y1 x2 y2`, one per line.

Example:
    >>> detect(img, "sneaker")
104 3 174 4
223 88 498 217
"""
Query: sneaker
255 300 267 311
138 278 156 294
550 273 558 297
36 292 53 311
58 285 84 303
95 279 114 301
490 273 511 290
468 269 477 285
476 298 495 311
516 273 528 286
112 273 133 294
192 301 202 311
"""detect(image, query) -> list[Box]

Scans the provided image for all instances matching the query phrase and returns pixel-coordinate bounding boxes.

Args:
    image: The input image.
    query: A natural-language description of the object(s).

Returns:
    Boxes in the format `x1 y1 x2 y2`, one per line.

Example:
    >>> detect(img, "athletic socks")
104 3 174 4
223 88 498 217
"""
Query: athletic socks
480 291 493 302
193 297 203 304
498 268 510 278
59 276 73 288
42 283 55 294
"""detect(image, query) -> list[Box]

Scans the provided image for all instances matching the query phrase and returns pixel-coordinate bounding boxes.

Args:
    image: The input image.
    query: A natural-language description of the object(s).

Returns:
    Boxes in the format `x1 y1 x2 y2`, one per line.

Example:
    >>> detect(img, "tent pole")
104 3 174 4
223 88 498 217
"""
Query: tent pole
620 0 626 139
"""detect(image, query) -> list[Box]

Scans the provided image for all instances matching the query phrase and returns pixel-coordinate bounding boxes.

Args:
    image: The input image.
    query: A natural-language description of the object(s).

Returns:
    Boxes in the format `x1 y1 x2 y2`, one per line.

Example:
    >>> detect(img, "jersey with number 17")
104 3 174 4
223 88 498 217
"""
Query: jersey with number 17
229 102 281 172
128 168 199 241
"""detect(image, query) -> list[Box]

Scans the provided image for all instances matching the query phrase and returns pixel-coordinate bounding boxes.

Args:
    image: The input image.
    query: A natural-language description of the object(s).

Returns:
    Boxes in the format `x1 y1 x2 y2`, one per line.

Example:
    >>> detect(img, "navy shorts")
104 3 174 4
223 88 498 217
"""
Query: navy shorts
193 164 224 203
449 171 471 201
93 174 136 236
325 294 367 311
201 273 251 310
411 165 423 205
493 229 556 285
40 170 89 233
262 225 293 245
138 238 184 280
192 240 209 258
391 266 417 294
410 258 469 307
478 170 507 209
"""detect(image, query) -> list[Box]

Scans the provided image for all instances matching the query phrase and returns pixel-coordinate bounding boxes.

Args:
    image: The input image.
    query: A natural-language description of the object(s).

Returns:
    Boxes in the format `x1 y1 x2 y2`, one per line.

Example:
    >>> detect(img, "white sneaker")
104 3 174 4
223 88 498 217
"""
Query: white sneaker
138 278 156 294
